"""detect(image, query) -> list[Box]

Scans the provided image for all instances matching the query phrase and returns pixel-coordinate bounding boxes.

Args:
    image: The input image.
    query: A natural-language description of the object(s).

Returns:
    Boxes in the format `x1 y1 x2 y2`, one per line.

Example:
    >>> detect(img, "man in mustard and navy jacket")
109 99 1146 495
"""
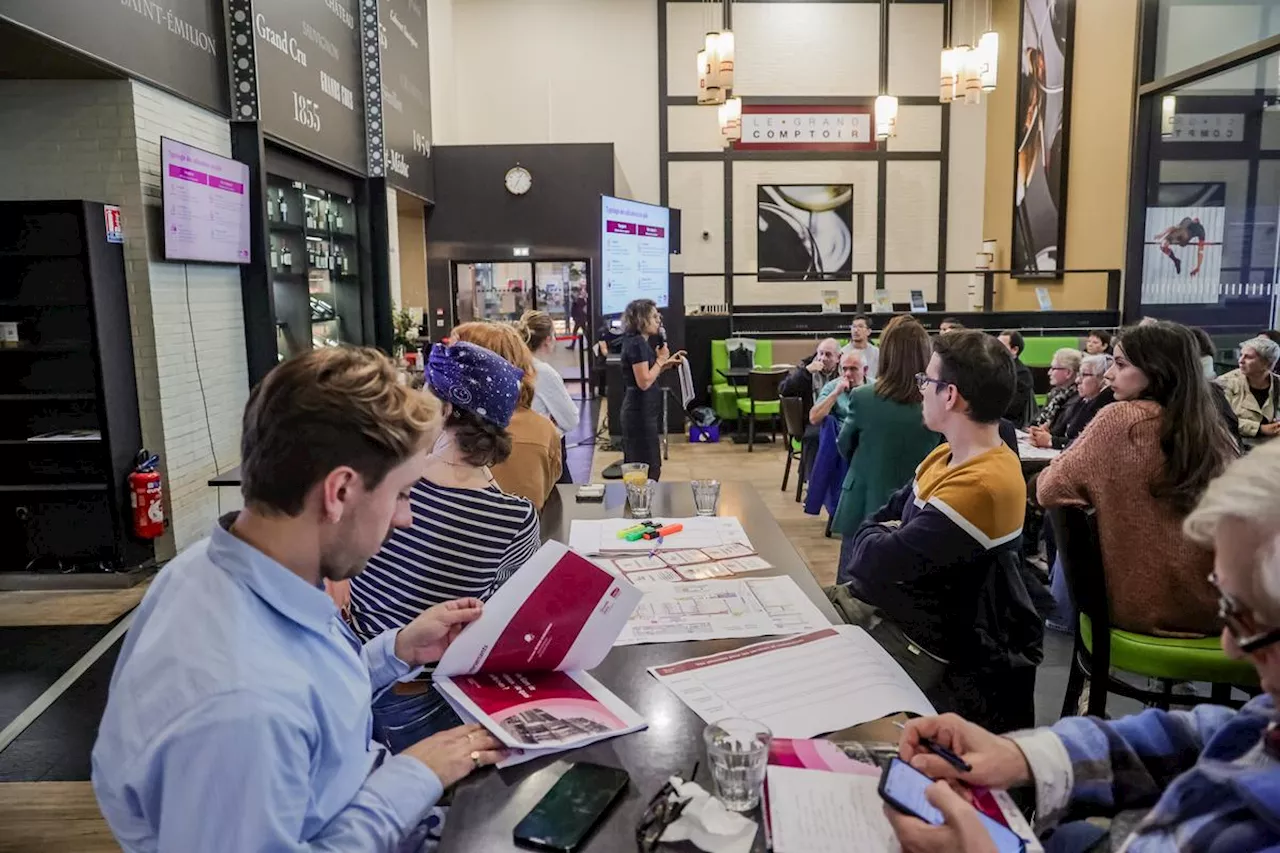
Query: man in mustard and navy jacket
831 330 1043 731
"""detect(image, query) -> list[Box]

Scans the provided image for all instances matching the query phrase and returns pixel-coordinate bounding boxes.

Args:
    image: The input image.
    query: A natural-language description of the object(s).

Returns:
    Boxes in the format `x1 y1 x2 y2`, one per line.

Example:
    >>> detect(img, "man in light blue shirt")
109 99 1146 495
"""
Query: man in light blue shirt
92 347 504 852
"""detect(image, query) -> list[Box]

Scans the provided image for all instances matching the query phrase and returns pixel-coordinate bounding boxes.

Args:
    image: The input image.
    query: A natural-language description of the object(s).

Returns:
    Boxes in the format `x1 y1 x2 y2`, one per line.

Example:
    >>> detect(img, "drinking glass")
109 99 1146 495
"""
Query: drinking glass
626 479 656 518
691 479 721 516
621 462 650 488
703 718 771 811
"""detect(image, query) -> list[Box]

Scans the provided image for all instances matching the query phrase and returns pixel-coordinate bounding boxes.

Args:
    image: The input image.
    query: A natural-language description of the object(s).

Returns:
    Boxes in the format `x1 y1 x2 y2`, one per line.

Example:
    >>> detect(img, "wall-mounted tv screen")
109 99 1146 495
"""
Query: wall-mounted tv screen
601 195 670 316
161 137 251 265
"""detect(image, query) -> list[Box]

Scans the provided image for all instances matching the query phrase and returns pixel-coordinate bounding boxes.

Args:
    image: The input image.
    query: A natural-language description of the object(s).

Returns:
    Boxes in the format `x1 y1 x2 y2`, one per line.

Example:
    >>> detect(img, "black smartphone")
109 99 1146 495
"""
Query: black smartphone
878 757 1026 853
513 762 630 852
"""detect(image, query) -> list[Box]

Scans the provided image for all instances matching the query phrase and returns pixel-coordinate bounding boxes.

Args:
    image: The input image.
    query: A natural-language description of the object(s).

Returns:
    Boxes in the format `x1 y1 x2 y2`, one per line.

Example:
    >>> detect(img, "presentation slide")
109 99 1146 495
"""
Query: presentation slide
161 137 251 265
601 196 670 316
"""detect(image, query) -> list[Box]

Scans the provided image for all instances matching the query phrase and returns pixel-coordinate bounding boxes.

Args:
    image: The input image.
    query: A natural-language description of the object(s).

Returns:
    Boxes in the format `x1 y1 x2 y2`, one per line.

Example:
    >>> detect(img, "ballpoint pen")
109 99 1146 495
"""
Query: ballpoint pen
892 721 973 773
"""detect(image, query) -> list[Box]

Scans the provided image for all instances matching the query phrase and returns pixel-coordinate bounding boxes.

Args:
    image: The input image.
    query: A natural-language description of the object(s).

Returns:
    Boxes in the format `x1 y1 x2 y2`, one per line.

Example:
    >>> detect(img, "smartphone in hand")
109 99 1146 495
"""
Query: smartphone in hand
878 757 1026 853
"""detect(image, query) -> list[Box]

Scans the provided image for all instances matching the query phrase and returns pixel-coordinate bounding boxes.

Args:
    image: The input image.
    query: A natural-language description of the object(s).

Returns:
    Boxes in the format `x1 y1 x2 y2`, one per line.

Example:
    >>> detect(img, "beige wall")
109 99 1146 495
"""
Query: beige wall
397 195 429 317
984 0 1139 311
442 0 659 203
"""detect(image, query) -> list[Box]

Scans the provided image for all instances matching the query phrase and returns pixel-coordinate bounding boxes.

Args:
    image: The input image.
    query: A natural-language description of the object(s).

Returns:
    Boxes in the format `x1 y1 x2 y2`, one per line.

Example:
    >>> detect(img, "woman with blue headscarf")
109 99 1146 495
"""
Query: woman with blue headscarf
349 340 541 753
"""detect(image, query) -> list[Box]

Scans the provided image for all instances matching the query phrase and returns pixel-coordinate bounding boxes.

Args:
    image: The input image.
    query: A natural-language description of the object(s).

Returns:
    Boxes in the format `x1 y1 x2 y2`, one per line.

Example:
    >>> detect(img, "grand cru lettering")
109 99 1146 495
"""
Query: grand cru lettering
255 14 307 67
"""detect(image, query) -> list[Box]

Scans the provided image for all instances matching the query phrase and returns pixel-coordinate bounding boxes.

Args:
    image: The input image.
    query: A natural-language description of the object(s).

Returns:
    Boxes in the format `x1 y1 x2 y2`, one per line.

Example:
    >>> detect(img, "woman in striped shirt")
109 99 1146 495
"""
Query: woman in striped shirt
349 341 540 752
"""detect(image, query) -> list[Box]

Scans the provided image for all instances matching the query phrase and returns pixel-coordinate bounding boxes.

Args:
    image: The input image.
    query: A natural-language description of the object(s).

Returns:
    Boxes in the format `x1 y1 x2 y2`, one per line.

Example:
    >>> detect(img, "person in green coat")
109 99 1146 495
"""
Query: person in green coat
831 315 940 541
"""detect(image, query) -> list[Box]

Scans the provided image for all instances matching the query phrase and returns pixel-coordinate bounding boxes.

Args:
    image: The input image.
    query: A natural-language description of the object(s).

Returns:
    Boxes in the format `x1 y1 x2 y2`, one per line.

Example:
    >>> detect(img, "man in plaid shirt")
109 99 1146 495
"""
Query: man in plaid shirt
886 440 1280 853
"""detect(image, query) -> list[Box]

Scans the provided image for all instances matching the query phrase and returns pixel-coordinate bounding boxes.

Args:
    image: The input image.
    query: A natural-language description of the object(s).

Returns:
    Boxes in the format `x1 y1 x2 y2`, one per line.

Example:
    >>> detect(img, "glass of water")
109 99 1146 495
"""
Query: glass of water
703 718 771 811
626 479 656 518
691 479 721 516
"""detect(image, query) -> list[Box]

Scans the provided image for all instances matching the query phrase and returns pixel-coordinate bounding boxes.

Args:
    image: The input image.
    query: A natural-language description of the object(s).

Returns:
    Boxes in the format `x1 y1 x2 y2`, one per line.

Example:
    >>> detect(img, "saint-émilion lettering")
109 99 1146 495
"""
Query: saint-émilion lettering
384 88 404 114
119 0 217 56
302 21 340 62
388 149 410 178
388 9 419 49
324 0 355 29
255 14 307 67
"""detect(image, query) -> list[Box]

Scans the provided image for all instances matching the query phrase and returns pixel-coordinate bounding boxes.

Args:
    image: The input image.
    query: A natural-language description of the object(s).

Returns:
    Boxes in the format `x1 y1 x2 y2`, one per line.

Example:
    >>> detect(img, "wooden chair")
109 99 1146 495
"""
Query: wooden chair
1047 505 1257 718
779 396 808 502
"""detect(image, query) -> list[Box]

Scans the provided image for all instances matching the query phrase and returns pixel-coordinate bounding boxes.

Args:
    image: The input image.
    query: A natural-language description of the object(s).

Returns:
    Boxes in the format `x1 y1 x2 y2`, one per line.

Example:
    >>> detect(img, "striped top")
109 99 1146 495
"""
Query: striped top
348 480 540 653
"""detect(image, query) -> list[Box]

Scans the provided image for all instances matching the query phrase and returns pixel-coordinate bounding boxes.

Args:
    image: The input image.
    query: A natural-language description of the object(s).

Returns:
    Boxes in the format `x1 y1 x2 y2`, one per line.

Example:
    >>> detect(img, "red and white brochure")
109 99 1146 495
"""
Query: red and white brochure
433 541 646 750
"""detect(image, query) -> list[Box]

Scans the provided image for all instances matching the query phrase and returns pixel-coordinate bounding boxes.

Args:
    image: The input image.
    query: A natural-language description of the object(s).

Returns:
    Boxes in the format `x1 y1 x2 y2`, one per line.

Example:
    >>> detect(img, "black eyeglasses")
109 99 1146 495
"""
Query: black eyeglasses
1209 573 1280 654
636 762 698 852
914 372 950 391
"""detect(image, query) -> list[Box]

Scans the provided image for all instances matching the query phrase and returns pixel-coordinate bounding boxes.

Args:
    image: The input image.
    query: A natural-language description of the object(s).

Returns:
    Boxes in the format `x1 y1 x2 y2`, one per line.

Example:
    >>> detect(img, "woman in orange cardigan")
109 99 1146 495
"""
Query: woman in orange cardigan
1037 321 1237 636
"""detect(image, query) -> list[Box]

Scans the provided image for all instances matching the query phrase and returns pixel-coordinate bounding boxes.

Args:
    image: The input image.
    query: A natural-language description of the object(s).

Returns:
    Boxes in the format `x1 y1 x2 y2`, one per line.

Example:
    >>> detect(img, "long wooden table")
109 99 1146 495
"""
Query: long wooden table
440 481 841 853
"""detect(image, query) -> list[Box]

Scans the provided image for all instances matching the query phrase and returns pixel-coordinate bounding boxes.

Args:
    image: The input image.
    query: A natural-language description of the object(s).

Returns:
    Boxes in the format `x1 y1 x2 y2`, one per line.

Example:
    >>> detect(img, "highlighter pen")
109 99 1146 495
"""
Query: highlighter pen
892 721 973 774
616 523 648 539
625 529 649 542
643 523 684 541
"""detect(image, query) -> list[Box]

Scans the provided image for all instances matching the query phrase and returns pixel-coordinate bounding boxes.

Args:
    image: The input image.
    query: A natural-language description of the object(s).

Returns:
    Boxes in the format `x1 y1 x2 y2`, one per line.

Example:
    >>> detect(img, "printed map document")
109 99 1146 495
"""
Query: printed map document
433 541 646 751
568 516 752 555
614 576 832 646
648 626 935 737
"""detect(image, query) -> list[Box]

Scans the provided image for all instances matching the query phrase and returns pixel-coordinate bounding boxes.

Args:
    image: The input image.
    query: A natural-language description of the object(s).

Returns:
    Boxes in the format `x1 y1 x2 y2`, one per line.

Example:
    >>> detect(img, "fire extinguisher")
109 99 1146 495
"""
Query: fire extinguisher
129 451 165 539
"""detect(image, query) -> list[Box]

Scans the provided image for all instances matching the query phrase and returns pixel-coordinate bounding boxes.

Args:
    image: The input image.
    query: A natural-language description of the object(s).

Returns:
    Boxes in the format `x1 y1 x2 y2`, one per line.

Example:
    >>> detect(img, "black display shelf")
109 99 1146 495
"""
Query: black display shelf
0 200 154 582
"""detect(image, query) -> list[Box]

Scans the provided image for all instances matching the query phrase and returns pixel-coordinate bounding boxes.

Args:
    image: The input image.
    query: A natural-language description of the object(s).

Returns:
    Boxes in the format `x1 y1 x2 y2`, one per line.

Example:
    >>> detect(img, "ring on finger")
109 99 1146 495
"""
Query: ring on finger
471 751 482 769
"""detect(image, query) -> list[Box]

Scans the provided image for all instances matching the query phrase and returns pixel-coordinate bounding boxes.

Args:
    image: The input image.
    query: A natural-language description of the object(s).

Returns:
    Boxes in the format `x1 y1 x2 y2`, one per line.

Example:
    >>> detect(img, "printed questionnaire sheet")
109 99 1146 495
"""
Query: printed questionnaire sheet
614 576 831 646
648 626 935 736
568 517 752 555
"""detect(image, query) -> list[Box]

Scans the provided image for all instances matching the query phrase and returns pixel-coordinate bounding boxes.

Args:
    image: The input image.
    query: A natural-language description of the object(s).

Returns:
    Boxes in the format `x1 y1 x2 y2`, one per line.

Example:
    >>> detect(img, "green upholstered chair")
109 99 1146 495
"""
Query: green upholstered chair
710 339 776 422
1048 506 1257 718
735 368 787 452
1020 336 1082 409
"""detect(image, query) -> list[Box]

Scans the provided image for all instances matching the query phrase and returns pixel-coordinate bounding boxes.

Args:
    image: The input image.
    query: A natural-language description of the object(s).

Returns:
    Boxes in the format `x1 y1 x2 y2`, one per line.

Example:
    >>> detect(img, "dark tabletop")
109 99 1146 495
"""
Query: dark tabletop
207 465 242 487
440 482 841 853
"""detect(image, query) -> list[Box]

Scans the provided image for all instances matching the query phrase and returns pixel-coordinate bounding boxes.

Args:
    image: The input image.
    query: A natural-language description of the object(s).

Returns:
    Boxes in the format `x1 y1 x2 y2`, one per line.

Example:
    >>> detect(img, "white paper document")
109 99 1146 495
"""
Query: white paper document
677 358 696 408
767 766 898 853
568 516 753 555
614 576 831 646
649 626 936 737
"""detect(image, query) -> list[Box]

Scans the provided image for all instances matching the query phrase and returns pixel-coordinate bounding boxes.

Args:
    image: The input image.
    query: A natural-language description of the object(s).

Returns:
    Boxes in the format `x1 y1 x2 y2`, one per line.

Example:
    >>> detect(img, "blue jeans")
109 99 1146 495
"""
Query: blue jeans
1047 554 1076 633
372 686 464 755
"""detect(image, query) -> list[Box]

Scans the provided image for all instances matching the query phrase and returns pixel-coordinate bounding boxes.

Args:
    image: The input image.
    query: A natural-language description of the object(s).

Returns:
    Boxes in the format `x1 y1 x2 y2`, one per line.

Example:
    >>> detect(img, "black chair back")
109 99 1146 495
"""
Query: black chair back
780 396 806 440
1045 505 1110 637
746 369 786 403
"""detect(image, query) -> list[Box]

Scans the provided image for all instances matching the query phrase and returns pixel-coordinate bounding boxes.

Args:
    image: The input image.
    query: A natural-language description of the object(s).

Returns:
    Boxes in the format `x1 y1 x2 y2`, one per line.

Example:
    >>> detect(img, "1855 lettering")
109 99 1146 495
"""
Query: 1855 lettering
292 92 321 132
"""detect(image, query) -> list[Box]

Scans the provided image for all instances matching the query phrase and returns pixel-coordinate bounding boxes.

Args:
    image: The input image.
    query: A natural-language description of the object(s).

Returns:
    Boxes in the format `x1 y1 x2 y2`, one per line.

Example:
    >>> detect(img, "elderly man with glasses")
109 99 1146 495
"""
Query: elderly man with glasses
887 439 1280 853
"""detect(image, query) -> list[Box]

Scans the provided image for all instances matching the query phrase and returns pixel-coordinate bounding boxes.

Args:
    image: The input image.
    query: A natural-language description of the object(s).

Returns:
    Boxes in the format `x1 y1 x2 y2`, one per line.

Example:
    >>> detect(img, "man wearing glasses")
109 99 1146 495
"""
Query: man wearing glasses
831 331 1032 731
888 440 1280 853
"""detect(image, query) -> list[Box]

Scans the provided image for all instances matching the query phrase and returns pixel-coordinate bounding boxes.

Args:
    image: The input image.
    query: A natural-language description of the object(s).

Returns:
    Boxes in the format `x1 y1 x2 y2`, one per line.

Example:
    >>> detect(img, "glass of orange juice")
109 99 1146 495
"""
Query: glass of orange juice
621 462 649 487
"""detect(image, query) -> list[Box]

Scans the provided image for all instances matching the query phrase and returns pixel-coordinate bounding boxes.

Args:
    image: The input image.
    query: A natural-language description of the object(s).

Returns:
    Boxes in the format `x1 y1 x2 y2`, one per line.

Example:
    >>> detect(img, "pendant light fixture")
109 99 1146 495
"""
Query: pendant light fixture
978 0 998 92
720 96 742 146
941 0 996 105
1160 95 1177 138
876 0 898 141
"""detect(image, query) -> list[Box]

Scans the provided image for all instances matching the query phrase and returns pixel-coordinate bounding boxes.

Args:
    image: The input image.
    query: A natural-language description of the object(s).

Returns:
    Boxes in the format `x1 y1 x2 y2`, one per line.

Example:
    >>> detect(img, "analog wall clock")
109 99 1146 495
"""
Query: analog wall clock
505 166 532 196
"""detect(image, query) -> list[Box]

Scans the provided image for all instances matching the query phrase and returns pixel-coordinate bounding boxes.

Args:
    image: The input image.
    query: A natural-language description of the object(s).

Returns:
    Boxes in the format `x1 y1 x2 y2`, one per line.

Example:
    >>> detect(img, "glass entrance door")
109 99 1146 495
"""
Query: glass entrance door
454 260 589 337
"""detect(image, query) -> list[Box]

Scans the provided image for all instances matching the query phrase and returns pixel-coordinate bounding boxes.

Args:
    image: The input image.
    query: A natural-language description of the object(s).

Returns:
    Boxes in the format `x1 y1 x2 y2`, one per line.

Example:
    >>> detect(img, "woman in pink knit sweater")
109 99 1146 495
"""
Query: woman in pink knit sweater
1038 321 1238 636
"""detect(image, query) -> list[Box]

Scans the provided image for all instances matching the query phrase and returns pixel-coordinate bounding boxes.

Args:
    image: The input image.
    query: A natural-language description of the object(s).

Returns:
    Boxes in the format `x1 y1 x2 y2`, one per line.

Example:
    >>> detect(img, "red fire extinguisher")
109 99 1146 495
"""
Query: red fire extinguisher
129 451 165 539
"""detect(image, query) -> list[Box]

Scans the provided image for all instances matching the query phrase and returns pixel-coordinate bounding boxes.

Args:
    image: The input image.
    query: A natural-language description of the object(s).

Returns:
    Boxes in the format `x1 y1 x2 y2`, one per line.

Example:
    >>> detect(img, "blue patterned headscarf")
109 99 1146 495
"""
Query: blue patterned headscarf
427 341 523 428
